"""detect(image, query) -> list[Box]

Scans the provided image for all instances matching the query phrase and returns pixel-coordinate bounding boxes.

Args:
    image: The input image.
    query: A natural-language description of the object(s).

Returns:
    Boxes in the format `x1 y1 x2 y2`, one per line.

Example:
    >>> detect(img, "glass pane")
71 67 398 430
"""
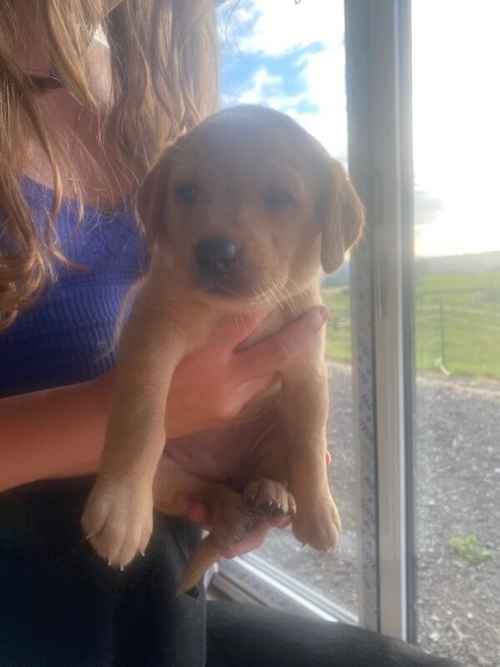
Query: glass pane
218 0 359 618
412 3 500 665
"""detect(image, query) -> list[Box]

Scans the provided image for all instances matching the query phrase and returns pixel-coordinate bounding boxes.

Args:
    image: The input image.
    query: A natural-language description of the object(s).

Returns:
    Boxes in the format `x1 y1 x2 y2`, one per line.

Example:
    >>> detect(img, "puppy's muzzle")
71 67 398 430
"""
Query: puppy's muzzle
194 237 239 293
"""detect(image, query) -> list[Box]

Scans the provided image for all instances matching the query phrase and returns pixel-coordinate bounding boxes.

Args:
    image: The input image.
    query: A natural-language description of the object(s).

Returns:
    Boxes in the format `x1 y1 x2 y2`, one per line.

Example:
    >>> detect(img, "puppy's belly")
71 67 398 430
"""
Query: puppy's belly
164 391 283 487
163 294 319 488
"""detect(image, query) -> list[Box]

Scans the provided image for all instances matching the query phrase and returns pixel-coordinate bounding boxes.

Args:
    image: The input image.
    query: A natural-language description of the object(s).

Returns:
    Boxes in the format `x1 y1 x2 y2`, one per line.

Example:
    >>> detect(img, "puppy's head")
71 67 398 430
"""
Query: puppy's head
138 105 364 310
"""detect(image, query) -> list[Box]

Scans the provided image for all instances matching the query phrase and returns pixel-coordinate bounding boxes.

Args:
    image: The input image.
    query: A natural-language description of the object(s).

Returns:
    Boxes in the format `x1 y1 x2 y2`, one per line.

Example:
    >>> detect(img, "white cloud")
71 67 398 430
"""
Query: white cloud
236 0 344 56
237 69 284 104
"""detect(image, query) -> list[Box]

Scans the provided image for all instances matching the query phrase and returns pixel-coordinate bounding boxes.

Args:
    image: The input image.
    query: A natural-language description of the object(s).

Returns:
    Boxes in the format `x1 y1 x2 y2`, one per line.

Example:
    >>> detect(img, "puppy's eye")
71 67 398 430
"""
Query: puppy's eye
263 188 297 211
175 183 199 204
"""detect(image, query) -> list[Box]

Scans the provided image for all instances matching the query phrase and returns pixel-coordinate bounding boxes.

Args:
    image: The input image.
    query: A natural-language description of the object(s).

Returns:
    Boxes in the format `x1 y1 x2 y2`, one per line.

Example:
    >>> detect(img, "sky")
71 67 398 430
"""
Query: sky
218 0 500 258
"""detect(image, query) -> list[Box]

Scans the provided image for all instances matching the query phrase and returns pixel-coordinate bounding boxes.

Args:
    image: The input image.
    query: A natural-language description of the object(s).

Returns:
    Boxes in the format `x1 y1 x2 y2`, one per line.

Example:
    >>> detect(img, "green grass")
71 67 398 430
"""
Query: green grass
448 534 494 566
323 270 500 379
322 287 352 363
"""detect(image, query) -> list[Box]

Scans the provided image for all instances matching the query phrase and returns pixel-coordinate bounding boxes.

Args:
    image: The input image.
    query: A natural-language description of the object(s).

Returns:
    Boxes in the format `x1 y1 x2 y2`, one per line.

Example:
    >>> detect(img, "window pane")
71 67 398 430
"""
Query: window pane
412 3 500 665
218 0 359 618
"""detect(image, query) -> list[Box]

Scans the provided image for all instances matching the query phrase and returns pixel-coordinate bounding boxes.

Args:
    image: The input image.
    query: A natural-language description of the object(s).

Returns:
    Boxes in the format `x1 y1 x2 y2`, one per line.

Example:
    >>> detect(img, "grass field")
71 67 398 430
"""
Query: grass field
323 270 500 379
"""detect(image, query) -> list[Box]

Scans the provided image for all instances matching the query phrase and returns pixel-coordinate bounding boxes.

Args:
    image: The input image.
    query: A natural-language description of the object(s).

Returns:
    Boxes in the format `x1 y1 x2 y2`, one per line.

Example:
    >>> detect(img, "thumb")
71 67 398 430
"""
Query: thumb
235 305 328 379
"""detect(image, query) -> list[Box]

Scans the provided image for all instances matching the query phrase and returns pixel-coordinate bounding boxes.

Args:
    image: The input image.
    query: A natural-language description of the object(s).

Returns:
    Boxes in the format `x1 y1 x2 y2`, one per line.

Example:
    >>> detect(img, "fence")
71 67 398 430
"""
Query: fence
323 287 500 379
415 288 500 378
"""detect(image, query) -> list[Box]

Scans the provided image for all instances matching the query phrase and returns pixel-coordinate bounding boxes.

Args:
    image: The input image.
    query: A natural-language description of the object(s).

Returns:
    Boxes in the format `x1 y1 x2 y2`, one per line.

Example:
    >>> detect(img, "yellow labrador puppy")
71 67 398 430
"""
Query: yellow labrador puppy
82 105 364 592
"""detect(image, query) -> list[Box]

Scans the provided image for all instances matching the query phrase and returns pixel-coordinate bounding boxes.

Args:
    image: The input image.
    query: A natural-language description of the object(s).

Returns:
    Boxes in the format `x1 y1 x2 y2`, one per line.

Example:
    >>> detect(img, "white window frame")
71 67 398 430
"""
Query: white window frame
345 0 415 640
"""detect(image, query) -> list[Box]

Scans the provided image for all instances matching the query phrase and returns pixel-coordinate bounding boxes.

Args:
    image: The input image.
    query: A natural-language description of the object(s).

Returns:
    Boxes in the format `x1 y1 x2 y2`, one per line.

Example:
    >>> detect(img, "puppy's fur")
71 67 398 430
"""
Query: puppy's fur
82 105 364 592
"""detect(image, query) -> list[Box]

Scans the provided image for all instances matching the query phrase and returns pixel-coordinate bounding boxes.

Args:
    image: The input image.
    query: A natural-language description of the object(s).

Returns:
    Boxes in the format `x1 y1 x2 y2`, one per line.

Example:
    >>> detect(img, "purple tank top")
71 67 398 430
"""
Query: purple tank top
0 177 147 397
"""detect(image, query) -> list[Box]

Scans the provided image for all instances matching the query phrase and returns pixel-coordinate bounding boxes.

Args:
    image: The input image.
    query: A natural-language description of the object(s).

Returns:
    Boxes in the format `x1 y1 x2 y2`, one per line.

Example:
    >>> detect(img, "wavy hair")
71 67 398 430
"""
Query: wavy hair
0 0 219 328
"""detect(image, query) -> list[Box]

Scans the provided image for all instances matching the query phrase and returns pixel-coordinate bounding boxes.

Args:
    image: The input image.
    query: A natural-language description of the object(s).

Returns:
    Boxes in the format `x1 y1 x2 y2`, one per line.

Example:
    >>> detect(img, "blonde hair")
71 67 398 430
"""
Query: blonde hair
0 0 219 328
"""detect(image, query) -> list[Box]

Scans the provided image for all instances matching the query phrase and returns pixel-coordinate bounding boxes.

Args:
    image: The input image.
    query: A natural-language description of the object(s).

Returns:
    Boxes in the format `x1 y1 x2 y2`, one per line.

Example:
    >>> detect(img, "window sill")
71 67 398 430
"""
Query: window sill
210 554 358 626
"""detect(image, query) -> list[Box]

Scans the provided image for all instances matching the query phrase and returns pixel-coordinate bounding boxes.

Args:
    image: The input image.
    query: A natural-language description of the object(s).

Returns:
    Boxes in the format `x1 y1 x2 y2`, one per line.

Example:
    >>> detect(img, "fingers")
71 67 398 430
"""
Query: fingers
220 521 270 559
235 306 328 379
210 314 265 355
183 498 278 559
270 514 292 528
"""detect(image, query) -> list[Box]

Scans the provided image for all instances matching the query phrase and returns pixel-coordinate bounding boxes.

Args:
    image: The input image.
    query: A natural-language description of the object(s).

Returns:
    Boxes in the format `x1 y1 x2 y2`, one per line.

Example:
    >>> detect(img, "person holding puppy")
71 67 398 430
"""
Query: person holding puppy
0 1 460 666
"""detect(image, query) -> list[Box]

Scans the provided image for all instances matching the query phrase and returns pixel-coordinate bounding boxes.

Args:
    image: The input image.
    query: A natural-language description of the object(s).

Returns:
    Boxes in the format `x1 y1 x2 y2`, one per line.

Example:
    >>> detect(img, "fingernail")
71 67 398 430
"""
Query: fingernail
309 306 329 331
140 550 145 557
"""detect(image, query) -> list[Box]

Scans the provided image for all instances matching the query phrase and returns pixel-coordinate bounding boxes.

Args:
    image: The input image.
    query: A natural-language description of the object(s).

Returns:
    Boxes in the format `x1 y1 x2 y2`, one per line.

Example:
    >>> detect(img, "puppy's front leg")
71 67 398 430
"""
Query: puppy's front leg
82 276 186 569
280 355 341 551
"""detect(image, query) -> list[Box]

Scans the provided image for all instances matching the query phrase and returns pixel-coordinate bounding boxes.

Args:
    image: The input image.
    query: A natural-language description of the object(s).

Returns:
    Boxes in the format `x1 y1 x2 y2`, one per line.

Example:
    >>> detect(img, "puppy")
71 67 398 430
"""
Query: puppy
82 105 364 592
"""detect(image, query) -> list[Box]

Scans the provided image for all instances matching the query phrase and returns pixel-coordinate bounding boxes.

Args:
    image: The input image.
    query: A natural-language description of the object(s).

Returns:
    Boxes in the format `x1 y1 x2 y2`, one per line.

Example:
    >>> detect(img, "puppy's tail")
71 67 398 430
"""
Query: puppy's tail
177 533 221 595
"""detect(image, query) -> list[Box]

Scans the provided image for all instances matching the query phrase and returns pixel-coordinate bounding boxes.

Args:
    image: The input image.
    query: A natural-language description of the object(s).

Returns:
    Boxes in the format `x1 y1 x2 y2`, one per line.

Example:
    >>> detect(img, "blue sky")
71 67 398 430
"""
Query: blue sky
221 41 323 116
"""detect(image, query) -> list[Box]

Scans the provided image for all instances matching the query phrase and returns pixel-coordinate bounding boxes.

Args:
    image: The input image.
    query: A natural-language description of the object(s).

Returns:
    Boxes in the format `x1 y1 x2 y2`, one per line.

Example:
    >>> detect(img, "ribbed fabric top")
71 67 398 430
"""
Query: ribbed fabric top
0 178 147 398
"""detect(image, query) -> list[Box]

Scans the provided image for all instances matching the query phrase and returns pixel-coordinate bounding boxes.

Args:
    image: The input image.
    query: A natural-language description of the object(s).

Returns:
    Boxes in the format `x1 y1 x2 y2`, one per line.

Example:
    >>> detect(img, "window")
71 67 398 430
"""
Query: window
217 0 360 622
215 2 500 664
412 3 500 665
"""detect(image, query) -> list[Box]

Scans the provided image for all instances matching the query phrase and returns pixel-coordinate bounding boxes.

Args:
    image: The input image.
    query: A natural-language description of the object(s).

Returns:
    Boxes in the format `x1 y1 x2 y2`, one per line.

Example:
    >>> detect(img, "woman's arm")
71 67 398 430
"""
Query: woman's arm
0 374 111 492
0 307 326 493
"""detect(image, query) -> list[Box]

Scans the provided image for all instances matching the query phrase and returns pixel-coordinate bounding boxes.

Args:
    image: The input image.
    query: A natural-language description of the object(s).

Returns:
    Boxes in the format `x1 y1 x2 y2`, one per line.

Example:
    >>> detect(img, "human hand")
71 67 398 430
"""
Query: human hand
155 428 332 561
152 447 289 558
164 305 328 438
184 495 291 559
183 459 332 559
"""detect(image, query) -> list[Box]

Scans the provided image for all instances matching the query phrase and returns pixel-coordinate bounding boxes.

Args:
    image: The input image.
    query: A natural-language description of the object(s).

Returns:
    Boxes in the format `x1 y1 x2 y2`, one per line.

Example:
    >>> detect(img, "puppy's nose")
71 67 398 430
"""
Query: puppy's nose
194 237 238 278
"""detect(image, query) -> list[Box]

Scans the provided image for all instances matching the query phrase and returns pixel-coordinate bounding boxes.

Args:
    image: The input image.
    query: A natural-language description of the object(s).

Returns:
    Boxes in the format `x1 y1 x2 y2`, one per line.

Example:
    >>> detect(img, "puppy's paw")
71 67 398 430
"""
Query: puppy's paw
81 475 153 570
243 478 296 520
292 492 341 552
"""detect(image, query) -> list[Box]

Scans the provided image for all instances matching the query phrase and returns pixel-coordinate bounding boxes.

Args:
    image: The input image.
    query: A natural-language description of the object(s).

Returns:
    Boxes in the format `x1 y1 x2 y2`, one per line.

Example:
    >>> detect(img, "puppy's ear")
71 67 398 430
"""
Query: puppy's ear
319 159 365 274
136 157 170 246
